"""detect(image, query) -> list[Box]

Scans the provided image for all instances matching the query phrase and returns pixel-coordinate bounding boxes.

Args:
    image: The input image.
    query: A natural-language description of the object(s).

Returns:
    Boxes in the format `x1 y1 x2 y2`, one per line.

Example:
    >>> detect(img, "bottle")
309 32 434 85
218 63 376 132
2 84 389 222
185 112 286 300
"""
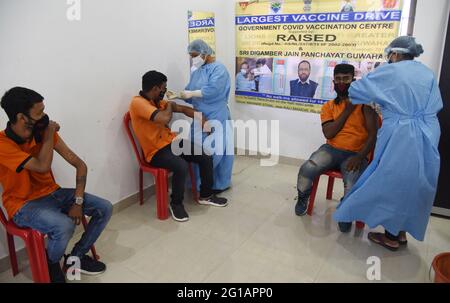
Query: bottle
273 59 286 94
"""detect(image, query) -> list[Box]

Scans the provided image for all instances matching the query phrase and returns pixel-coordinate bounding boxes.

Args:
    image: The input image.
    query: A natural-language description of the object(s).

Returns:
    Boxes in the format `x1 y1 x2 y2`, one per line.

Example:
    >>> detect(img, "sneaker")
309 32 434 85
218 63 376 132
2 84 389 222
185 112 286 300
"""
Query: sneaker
295 199 308 216
198 195 228 207
338 222 352 233
170 203 189 222
295 190 309 216
47 260 66 283
64 254 106 276
79 255 106 275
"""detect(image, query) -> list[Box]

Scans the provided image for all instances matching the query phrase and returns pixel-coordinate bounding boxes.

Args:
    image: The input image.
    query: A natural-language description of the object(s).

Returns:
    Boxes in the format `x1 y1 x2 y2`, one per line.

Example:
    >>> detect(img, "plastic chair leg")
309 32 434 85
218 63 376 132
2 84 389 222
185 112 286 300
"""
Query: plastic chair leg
307 177 320 216
326 176 335 200
156 172 169 220
7 233 19 276
139 169 144 205
356 221 365 229
26 232 50 283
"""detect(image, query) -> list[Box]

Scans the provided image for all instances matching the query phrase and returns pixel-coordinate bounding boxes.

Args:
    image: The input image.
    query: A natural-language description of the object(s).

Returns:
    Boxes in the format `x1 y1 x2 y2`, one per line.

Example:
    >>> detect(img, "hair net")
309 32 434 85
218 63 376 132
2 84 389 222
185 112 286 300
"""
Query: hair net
187 39 214 56
384 36 424 57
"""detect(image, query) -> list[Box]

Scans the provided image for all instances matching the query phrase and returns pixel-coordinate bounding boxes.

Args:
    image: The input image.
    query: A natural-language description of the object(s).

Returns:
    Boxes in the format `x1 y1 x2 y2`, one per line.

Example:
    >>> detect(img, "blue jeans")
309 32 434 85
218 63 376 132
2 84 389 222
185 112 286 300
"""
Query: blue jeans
297 144 368 198
13 188 113 263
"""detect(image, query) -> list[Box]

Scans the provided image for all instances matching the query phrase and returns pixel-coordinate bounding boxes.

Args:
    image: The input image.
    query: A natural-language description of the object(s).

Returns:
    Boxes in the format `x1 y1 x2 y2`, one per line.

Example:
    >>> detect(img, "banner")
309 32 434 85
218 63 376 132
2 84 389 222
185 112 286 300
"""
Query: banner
235 0 404 113
188 11 216 54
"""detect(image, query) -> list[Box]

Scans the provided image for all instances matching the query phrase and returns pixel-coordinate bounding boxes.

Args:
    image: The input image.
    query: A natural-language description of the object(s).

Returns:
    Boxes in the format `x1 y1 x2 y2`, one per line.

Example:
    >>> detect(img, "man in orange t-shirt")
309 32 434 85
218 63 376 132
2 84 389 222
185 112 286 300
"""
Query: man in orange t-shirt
0 87 112 282
129 71 228 223
295 64 378 232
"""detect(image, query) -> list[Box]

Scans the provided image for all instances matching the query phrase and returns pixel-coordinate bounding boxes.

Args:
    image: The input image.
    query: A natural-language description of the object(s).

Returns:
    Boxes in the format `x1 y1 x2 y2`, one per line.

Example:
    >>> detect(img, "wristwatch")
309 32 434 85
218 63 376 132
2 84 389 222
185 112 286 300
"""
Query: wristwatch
75 196 84 206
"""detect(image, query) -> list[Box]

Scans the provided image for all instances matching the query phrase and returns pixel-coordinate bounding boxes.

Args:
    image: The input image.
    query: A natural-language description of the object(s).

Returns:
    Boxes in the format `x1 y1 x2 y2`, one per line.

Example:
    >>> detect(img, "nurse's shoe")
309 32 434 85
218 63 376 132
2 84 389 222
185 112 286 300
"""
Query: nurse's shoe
338 222 352 233
398 231 408 245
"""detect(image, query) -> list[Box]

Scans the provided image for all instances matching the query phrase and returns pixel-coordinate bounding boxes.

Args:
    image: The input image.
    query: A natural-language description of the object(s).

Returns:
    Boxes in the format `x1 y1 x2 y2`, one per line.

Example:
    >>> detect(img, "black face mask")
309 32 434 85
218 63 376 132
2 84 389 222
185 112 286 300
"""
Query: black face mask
26 114 49 142
159 89 167 100
334 82 351 97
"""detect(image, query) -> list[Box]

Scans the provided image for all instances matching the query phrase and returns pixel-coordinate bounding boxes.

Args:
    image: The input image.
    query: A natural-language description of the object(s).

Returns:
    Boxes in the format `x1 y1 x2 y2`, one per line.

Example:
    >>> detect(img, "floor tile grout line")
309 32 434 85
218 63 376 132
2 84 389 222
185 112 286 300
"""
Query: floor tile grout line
201 198 286 282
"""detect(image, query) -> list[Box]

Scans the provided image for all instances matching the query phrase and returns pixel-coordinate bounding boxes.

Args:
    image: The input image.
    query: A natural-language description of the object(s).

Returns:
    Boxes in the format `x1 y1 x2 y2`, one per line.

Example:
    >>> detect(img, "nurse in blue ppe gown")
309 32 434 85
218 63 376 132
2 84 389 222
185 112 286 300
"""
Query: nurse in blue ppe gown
333 36 443 250
179 39 234 194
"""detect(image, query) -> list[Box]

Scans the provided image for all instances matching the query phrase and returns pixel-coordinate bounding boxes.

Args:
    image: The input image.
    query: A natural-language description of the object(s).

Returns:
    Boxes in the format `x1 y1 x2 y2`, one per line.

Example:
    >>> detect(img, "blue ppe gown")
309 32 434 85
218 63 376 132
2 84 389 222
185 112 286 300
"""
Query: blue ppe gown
333 60 443 241
185 61 234 191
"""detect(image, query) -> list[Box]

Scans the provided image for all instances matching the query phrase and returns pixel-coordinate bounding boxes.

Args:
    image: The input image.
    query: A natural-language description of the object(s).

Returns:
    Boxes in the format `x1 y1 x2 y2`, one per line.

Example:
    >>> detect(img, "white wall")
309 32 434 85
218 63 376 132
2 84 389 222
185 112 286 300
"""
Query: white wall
226 0 450 161
0 0 448 260
0 0 227 260
413 0 450 79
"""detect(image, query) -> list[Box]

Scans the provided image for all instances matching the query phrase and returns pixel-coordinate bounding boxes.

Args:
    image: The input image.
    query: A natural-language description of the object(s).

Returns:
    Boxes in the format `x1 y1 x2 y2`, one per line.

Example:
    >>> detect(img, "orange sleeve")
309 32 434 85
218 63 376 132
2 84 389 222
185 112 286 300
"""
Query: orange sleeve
0 138 32 173
320 101 334 124
130 98 158 121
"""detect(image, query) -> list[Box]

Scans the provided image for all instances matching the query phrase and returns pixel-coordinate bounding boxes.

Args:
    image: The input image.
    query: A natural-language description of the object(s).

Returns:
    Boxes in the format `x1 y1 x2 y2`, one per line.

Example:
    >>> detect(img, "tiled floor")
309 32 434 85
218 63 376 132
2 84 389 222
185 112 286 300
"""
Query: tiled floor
1 156 450 283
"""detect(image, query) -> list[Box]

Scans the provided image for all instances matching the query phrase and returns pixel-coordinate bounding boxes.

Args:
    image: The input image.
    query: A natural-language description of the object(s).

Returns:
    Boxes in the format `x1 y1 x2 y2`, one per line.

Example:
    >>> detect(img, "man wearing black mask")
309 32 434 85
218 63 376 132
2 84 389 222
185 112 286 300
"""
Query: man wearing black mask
129 71 228 223
0 87 112 282
294 64 378 232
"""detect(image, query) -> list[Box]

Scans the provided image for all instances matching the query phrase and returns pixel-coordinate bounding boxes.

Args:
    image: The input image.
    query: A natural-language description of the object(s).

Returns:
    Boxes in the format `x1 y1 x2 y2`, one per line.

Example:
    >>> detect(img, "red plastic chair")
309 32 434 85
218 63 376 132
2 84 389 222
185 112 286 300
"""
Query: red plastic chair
306 170 364 229
0 207 97 283
123 112 198 220
0 208 49 282
307 116 382 230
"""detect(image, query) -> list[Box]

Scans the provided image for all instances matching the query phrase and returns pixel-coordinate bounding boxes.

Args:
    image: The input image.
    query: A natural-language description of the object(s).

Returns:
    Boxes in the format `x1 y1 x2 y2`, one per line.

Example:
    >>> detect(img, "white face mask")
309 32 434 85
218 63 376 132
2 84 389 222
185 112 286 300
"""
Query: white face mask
192 55 205 68
240 69 247 75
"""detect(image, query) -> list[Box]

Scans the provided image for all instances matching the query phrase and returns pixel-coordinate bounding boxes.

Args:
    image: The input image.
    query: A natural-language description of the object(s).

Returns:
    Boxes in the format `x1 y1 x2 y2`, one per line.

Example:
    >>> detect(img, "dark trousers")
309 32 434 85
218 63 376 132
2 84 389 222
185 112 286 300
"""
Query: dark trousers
150 140 213 205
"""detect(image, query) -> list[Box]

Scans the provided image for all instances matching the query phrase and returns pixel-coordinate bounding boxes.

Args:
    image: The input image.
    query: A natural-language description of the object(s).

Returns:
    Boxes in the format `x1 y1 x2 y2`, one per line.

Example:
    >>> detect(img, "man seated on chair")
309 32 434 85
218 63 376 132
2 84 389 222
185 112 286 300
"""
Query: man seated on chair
294 64 378 232
0 87 112 283
129 70 228 223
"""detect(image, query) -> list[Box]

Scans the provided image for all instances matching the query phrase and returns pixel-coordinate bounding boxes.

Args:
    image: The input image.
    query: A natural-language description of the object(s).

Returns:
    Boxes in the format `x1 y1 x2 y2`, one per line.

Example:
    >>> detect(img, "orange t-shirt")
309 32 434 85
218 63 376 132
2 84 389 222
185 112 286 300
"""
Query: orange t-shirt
0 130 61 219
129 96 176 162
320 99 368 153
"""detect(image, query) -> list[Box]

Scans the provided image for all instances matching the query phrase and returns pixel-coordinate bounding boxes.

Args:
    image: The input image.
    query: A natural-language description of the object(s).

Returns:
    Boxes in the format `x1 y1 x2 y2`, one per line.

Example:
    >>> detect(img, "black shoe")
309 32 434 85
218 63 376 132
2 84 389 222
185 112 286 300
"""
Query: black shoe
212 187 230 195
198 195 228 207
170 203 189 222
79 255 106 275
64 254 106 276
338 222 352 233
47 260 66 283
295 190 309 216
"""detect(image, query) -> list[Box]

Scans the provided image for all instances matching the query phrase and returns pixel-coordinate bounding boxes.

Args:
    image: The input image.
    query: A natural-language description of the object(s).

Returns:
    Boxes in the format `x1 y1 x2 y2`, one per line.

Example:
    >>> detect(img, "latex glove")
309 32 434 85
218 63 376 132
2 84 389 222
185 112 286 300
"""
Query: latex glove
179 90 202 100
166 90 178 100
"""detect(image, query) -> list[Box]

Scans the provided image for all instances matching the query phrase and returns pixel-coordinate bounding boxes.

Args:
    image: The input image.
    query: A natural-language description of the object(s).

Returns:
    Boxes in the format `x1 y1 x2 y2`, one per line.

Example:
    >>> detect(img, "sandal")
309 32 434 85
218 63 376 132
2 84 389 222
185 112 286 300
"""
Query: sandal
398 231 408 246
368 232 399 251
